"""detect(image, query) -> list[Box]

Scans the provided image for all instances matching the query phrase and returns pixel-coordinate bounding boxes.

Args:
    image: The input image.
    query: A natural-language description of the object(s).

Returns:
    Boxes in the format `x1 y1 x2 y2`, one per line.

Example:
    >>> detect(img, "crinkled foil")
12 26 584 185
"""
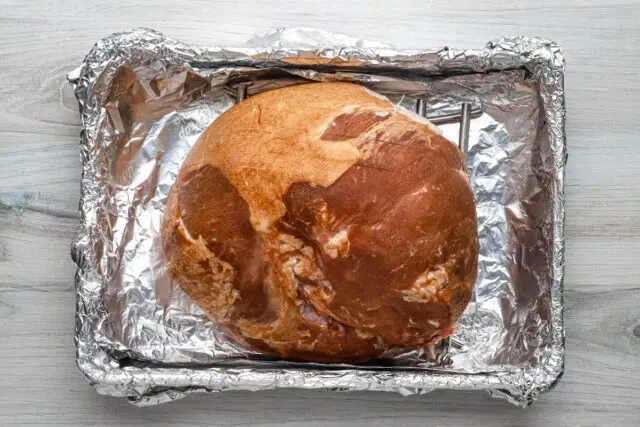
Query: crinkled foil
70 28 566 407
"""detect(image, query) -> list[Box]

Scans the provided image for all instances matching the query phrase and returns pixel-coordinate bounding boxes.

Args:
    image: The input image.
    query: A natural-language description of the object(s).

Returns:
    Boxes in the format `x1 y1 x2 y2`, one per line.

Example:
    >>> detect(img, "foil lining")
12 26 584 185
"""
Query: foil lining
71 28 566 407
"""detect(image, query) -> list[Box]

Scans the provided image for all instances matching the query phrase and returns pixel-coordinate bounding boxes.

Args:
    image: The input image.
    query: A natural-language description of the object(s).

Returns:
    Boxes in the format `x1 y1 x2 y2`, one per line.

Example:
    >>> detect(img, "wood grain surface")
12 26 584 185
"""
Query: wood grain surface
1 1 639 425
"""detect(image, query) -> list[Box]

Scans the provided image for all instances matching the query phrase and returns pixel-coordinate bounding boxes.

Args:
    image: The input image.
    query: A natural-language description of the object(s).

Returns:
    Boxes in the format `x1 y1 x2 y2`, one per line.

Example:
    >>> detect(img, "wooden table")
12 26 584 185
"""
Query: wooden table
1 1 639 425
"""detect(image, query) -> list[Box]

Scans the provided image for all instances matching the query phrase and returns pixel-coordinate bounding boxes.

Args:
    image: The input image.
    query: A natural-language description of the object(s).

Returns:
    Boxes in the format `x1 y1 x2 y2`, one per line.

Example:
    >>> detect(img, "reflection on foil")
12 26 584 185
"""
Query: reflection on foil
71 28 566 407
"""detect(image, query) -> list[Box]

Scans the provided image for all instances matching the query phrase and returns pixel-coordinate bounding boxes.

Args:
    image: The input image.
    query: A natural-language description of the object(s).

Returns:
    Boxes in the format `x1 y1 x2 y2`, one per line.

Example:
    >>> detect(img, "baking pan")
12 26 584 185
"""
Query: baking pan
70 28 566 407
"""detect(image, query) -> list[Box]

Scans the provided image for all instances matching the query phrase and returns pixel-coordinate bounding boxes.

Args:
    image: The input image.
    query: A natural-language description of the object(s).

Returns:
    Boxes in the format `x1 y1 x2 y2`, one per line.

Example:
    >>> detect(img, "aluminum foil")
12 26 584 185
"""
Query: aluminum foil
71 28 566 407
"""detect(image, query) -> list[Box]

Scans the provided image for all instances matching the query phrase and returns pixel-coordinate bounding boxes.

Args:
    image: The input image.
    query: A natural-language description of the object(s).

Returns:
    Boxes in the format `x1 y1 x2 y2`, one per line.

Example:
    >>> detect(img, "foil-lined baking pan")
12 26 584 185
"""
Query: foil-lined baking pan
70 28 566 407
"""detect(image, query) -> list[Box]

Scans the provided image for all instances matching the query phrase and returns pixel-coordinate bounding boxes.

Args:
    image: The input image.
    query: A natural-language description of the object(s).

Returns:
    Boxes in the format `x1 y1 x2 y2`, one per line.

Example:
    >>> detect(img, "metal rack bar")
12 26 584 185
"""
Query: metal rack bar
236 85 247 103
416 99 480 153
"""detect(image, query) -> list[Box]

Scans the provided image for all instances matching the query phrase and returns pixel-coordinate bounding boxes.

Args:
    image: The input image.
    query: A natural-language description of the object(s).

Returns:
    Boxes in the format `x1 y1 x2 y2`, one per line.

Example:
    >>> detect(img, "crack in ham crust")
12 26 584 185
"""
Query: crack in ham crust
162 82 478 362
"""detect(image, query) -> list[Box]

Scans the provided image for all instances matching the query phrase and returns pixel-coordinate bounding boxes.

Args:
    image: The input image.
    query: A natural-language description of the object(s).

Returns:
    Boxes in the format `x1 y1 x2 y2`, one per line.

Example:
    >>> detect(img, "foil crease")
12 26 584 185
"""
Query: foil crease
71 28 566 407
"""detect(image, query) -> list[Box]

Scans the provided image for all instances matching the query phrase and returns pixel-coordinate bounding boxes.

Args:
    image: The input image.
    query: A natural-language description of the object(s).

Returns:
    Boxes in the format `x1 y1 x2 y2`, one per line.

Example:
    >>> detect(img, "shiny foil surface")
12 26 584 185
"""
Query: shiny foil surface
70 28 566 407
